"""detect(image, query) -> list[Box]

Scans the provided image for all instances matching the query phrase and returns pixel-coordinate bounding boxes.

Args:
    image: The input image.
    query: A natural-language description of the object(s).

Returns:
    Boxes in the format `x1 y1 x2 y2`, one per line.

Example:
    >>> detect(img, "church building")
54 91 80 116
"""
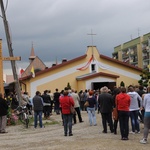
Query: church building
20 46 142 98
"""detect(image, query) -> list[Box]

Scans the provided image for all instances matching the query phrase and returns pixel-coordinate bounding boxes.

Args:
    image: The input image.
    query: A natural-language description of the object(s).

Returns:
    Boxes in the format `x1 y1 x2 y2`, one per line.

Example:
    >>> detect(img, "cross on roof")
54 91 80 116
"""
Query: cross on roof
87 29 96 55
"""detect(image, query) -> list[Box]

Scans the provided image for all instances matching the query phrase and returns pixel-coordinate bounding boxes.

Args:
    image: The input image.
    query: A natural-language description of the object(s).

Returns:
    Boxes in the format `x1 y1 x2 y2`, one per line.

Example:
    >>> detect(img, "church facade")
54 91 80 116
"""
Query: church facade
20 46 142 97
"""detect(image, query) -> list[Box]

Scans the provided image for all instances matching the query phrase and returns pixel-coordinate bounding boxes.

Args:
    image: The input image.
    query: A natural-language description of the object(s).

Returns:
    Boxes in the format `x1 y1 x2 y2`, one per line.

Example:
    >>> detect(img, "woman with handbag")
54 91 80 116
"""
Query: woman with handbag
86 90 97 126
59 91 74 136
112 88 120 134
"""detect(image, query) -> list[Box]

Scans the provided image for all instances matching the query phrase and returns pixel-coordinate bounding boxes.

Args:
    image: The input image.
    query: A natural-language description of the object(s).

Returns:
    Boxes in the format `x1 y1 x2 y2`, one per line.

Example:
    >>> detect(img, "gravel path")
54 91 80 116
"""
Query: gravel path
0 111 149 150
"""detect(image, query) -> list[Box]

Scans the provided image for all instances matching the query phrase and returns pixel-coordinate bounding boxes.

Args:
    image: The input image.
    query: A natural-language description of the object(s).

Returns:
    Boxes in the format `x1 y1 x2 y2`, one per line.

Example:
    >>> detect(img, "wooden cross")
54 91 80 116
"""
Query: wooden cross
0 39 21 97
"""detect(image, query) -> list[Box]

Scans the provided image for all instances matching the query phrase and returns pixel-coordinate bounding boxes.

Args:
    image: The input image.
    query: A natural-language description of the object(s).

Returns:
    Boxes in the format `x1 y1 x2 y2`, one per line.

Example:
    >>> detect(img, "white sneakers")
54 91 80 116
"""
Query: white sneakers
140 139 147 144
129 131 135 134
129 131 140 134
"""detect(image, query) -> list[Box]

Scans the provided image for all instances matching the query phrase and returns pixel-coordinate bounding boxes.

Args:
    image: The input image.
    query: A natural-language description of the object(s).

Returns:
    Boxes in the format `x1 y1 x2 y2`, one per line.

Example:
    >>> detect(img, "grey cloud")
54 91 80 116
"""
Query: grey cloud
1 0 150 65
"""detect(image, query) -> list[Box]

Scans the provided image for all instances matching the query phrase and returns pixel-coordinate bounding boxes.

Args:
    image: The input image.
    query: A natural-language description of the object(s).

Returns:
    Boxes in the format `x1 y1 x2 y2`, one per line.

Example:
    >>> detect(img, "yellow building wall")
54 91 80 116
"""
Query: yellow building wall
77 80 86 91
36 71 81 94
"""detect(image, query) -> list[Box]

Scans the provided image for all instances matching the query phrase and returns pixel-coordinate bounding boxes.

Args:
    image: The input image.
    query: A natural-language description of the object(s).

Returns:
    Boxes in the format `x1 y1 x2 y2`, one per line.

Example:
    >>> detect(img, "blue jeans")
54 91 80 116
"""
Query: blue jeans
63 114 73 135
130 110 140 132
143 115 150 139
87 107 97 126
34 111 43 128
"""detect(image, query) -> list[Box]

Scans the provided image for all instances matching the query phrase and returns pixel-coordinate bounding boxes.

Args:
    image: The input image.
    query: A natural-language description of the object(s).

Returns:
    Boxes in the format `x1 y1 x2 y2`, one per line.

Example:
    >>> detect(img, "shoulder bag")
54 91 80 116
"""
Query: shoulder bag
84 100 89 107
69 97 76 114
70 105 76 114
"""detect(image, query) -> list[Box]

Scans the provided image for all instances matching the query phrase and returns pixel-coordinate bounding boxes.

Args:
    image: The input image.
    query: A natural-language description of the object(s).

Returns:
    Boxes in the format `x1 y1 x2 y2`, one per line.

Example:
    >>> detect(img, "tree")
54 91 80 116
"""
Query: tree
138 67 150 87
120 81 125 87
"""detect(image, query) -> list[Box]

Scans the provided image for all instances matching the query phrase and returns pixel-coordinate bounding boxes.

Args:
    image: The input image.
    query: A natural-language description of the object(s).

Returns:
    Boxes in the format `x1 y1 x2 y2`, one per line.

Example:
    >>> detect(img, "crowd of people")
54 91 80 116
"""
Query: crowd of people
0 85 150 144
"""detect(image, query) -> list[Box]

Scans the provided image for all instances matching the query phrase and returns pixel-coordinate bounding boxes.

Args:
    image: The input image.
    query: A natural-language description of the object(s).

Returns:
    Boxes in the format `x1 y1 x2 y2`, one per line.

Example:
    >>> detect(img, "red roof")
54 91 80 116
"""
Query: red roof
20 54 87 80
100 54 142 71
20 51 142 81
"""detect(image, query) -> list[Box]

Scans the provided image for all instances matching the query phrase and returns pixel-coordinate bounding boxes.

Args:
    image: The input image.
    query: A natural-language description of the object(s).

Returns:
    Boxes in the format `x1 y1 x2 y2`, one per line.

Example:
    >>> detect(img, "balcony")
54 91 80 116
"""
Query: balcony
130 61 138 65
112 53 118 59
143 55 149 60
143 65 148 69
130 52 137 56
122 54 129 59
142 46 147 50
123 58 129 63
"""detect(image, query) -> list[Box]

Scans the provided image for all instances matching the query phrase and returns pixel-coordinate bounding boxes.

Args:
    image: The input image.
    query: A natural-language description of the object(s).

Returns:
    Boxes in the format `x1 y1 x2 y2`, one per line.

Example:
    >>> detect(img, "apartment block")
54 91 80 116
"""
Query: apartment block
112 32 150 69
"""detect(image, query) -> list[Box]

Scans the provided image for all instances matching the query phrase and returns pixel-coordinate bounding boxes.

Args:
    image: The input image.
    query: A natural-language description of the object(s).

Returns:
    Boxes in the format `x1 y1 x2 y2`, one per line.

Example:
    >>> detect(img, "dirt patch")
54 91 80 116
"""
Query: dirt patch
0 111 149 150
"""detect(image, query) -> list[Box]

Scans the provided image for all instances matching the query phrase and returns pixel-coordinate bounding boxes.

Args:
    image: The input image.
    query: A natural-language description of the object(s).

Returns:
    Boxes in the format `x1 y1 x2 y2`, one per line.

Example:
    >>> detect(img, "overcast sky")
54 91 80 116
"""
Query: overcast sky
1 0 150 74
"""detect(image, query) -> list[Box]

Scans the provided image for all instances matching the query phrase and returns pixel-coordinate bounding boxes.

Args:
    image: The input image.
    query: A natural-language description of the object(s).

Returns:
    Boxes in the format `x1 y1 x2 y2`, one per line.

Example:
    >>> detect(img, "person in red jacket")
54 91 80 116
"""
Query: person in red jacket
116 87 131 140
59 91 74 136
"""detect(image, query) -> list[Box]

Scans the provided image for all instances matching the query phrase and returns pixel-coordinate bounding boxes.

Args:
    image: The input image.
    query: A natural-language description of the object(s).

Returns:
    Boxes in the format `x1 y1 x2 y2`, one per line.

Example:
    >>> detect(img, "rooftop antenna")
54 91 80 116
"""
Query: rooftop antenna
138 28 140 37
55 56 58 65
87 29 96 55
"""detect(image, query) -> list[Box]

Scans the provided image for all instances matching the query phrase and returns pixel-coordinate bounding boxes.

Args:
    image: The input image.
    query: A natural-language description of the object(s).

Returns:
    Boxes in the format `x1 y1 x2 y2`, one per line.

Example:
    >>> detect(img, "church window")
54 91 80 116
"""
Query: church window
91 64 96 72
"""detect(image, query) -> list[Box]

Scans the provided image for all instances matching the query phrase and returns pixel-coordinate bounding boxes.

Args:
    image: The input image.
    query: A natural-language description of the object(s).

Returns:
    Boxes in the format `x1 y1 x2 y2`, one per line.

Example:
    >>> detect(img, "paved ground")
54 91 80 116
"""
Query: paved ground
0 111 149 150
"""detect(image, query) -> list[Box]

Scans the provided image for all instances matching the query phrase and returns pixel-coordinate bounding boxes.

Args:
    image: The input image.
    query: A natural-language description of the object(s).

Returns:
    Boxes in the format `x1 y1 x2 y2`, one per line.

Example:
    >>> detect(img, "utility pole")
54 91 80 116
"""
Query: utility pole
0 39 4 97
0 0 22 105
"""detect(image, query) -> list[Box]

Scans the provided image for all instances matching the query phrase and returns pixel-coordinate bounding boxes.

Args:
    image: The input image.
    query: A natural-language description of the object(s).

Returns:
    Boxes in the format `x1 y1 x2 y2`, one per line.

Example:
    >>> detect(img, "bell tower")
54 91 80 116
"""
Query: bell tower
29 42 36 62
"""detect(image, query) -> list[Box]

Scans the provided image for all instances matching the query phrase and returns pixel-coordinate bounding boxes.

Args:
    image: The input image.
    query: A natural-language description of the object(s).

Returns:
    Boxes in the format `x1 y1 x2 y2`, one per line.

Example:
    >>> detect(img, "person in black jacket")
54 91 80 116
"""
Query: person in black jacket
98 86 114 133
42 90 51 119
0 93 8 133
32 91 44 128
53 88 60 115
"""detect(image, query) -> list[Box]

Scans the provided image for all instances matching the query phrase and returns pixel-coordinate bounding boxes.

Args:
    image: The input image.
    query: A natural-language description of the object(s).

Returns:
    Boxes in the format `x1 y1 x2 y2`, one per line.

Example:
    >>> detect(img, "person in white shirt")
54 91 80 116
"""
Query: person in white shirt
140 87 150 144
70 89 84 124
127 86 142 134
